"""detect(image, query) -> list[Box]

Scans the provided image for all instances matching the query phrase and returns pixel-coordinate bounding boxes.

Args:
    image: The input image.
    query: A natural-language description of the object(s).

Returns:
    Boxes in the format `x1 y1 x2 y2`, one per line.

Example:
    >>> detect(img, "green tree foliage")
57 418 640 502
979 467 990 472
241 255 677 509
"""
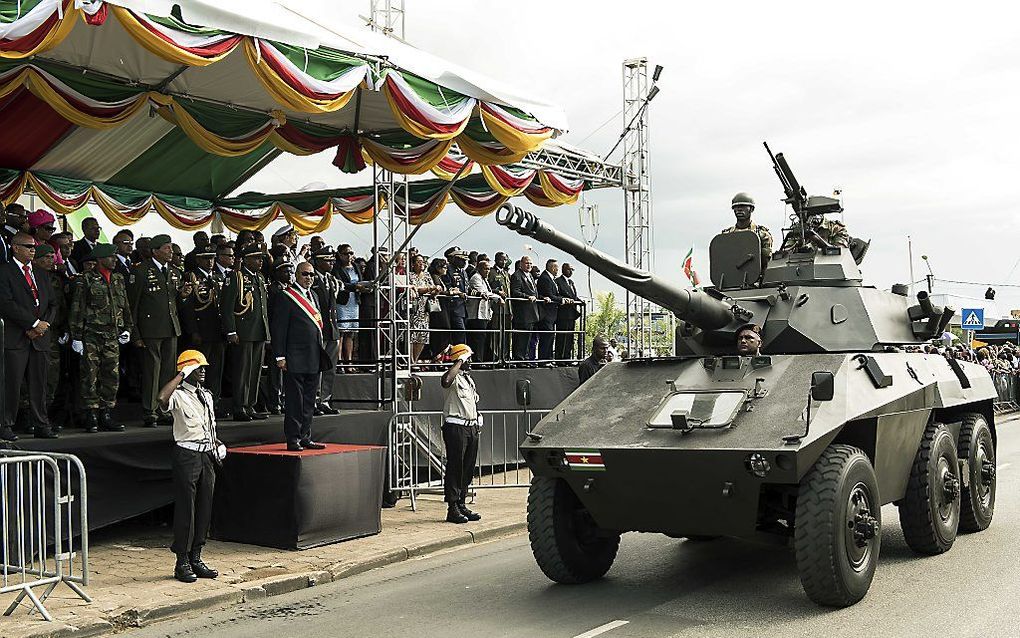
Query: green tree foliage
585 291 625 350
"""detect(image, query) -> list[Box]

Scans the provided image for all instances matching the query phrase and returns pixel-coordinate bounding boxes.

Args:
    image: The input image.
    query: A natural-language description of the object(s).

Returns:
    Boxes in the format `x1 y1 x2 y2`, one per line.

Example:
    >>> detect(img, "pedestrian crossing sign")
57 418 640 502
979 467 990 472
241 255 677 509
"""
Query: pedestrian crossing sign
961 308 984 328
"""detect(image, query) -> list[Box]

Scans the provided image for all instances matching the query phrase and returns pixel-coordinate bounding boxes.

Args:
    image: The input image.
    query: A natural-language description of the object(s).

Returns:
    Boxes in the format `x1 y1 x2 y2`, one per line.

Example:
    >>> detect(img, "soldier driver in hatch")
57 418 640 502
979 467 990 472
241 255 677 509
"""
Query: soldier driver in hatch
721 192 773 268
735 323 763 356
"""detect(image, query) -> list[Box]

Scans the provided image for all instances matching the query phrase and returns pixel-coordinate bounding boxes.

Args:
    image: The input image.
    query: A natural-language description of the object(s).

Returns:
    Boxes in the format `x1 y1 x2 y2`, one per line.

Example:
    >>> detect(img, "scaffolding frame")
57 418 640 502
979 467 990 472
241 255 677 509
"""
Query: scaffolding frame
622 58 654 357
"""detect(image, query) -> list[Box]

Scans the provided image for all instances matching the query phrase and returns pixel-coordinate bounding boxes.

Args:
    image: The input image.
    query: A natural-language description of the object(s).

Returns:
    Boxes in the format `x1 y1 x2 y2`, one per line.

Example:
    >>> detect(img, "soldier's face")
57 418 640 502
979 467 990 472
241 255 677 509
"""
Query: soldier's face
733 205 753 225
187 367 206 386
97 256 116 270
736 330 761 355
197 256 214 270
153 243 173 263
34 254 55 272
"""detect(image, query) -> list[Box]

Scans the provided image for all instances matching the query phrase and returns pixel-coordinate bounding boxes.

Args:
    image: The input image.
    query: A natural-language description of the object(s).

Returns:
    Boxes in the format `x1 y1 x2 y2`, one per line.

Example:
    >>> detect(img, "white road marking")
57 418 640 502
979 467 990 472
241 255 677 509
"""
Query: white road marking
573 620 630 638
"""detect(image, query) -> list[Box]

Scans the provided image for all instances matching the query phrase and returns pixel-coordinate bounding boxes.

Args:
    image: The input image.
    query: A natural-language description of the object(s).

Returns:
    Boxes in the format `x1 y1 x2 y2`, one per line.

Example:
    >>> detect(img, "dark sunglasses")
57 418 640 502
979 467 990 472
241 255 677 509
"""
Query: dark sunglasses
40 225 56 231
298 271 315 277
14 243 36 249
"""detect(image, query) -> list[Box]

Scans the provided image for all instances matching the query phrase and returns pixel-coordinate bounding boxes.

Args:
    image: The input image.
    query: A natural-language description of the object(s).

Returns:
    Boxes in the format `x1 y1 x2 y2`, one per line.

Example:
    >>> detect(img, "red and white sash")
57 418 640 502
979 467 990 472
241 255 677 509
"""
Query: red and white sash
283 286 323 332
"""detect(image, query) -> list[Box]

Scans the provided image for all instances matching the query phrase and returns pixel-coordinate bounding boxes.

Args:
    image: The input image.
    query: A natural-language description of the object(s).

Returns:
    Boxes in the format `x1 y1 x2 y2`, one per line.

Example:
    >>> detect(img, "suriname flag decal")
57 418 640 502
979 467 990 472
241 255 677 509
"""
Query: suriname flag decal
564 450 605 471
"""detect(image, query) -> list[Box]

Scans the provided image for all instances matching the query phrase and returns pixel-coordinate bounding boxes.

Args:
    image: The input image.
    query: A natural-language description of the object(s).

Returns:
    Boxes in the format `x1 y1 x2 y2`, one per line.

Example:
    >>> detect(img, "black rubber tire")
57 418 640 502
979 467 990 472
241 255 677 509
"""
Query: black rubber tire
958 413 995 533
527 476 620 584
898 422 961 555
794 444 881 607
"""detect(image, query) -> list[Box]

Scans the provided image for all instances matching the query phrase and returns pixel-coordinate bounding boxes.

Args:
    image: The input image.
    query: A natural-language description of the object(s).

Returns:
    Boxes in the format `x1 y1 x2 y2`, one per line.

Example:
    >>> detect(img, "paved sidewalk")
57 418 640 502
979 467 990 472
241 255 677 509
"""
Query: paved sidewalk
2 489 528 638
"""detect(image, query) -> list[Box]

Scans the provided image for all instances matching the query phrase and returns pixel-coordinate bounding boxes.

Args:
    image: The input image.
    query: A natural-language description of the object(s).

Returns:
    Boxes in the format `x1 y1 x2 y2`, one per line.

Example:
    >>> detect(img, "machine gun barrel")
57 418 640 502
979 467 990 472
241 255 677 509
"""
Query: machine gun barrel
495 204 736 331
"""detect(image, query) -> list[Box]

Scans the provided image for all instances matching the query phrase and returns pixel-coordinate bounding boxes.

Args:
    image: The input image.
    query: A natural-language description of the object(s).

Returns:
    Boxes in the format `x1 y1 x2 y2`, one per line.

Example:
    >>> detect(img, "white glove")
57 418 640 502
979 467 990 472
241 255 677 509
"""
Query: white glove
180 363 201 379
457 347 473 362
117 330 131 345
71 340 84 355
57 333 69 345
216 444 227 461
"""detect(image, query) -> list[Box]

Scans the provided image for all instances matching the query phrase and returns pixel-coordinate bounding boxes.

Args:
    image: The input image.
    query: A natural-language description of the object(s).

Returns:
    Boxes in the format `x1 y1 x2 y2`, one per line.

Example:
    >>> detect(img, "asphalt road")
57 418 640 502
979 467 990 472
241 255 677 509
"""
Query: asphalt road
130 419 1020 638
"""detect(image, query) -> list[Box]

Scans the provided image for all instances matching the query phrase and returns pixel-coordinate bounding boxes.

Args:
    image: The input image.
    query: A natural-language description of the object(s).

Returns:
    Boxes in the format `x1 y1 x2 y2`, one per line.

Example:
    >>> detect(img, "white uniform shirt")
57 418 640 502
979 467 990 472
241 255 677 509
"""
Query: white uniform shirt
168 381 218 449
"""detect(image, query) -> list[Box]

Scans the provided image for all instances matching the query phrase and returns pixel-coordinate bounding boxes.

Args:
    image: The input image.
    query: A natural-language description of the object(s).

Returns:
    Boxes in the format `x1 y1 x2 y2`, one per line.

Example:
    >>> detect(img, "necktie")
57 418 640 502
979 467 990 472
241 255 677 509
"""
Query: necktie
22 264 38 303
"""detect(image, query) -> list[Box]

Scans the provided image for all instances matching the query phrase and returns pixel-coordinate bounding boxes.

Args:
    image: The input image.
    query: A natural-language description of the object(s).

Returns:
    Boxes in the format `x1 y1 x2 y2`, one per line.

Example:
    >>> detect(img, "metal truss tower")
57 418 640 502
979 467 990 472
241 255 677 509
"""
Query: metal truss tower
622 58 653 356
368 0 406 39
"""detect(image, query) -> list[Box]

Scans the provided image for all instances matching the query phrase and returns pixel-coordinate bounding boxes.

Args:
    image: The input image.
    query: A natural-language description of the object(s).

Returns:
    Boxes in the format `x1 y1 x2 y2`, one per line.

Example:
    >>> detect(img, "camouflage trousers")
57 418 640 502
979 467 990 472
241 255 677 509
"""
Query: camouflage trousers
81 334 120 409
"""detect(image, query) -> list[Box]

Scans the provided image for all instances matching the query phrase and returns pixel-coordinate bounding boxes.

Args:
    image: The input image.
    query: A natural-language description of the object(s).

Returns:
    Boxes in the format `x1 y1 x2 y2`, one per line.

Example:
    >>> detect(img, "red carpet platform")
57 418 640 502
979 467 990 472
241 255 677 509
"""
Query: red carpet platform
213 442 386 550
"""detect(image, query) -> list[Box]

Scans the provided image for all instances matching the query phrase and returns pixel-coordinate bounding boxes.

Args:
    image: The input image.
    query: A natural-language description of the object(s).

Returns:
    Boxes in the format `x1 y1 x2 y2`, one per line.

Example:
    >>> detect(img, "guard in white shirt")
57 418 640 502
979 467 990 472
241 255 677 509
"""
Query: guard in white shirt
440 344 483 524
158 350 226 583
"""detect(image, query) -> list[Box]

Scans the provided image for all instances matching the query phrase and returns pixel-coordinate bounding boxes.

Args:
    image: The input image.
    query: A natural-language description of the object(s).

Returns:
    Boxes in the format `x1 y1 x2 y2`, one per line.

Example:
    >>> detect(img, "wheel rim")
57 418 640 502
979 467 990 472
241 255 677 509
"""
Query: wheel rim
845 481 878 571
975 436 995 508
936 455 960 522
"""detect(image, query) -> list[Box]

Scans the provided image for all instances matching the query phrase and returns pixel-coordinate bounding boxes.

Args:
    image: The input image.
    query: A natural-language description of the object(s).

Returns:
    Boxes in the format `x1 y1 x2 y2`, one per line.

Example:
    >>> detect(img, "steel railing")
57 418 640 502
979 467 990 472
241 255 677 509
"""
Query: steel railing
388 408 548 510
1 450 90 621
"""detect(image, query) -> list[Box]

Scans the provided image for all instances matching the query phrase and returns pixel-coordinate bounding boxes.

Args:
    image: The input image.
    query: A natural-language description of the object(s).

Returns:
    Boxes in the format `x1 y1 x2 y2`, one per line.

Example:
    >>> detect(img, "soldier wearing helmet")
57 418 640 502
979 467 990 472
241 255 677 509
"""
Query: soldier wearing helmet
721 192 774 268
780 214 850 251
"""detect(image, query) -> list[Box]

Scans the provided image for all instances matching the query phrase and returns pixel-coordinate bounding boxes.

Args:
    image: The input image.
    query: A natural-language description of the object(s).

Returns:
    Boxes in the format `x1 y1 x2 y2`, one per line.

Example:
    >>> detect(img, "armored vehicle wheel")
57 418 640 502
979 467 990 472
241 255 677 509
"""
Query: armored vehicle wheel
527 476 620 584
794 444 881 607
899 422 961 555
957 413 995 533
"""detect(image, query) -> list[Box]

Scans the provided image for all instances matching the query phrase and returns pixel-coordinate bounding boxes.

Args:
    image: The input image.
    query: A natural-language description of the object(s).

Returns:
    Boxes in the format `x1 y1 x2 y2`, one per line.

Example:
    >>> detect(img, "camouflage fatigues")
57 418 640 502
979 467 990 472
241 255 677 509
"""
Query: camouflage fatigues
781 218 849 251
70 270 132 409
721 223 774 266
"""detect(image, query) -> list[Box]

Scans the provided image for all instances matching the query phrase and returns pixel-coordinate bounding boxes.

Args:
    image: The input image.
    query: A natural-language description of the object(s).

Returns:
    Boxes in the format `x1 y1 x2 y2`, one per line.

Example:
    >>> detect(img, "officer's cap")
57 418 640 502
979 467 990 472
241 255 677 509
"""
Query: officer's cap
33 244 55 258
240 245 266 258
196 248 216 258
272 224 295 238
151 234 172 249
313 247 335 260
89 243 116 260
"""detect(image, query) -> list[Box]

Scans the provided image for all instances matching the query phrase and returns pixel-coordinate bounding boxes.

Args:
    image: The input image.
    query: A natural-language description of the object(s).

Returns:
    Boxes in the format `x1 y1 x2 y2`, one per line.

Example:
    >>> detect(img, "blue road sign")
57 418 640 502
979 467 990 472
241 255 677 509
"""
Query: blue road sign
962 308 985 329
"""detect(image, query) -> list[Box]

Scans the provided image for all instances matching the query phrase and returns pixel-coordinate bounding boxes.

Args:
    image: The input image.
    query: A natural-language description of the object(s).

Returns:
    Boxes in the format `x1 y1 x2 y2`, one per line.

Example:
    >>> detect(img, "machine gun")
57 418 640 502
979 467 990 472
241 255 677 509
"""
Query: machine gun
764 142 844 251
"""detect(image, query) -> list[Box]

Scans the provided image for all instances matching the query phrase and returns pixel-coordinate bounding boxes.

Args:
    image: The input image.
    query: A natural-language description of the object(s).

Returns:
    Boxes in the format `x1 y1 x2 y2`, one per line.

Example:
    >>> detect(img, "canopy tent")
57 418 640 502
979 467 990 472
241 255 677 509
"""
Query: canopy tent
0 0 597 230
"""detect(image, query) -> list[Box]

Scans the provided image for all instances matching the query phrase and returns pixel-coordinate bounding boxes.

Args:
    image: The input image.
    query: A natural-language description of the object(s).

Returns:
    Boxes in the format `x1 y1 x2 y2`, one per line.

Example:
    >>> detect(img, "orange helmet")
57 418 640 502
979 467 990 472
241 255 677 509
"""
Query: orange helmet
448 344 473 361
176 350 209 371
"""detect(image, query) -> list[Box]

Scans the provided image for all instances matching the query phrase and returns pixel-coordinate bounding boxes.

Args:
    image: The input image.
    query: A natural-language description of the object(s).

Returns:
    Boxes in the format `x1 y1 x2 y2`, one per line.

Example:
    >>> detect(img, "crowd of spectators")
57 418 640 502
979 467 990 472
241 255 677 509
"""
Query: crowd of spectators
912 340 1020 375
0 203 589 440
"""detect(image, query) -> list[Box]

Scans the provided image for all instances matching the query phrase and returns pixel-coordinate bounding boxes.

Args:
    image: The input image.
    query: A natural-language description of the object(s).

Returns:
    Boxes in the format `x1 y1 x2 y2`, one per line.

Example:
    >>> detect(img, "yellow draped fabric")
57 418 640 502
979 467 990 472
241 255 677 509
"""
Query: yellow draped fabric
0 172 29 205
110 6 241 67
450 191 508 217
0 1 80 60
360 138 454 175
151 94 285 157
243 40 359 114
480 108 553 154
408 195 449 226
480 165 533 197
538 171 581 206
381 80 470 141
0 66 150 129
456 135 529 166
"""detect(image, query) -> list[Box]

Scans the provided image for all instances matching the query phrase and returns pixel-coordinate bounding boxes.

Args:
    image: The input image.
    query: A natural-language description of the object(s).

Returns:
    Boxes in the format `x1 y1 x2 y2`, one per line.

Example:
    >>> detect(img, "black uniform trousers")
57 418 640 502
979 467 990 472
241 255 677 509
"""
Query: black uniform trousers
229 340 263 413
283 371 317 444
260 349 283 413
555 319 576 360
170 446 216 556
204 341 226 404
141 337 177 417
442 421 479 503
489 313 511 363
4 346 49 430
511 320 534 362
536 319 555 361
466 319 489 362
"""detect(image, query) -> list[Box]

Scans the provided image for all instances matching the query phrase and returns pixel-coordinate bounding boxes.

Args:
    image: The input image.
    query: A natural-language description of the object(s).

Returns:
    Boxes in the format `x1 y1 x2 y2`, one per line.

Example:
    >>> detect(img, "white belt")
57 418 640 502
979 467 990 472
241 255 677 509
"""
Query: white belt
177 441 215 453
445 415 483 426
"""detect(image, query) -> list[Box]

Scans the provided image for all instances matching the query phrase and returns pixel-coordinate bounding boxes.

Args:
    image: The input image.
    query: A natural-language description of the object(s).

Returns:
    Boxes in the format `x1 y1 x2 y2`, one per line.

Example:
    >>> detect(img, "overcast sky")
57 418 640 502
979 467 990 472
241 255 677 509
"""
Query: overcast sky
132 1 1020 311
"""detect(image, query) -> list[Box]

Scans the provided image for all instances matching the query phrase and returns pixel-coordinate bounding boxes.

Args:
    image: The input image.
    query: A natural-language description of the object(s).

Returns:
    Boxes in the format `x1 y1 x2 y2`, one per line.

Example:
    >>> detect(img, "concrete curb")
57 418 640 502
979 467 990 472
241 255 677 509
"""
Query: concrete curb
13 519 527 638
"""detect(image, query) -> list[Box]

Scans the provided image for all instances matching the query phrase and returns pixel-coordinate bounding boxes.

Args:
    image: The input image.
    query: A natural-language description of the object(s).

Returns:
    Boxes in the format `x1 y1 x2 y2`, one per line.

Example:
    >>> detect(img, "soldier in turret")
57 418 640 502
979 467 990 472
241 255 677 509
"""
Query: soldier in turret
70 244 132 433
221 245 270 422
780 214 849 251
721 192 773 267
735 323 763 357
180 247 226 415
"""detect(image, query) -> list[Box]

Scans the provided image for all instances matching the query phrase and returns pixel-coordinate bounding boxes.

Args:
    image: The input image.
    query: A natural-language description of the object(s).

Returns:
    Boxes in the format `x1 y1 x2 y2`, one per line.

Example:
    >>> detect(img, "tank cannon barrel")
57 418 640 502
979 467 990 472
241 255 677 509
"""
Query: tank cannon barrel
495 204 736 331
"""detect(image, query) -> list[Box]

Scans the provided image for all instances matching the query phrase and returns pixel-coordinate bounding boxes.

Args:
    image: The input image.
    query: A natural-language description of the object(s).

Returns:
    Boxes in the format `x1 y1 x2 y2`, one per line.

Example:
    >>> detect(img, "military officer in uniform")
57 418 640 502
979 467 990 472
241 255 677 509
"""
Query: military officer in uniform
311 248 341 415
721 192 774 268
129 234 190 427
70 243 132 433
780 215 850 251
261 254 295 416
220 245 269 422
180 247 226 415
32 244 67 429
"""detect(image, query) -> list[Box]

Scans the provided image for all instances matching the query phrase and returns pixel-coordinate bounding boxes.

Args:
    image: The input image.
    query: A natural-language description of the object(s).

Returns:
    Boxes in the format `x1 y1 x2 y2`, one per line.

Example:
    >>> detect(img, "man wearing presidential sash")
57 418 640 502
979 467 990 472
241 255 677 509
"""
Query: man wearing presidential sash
270 262 331 452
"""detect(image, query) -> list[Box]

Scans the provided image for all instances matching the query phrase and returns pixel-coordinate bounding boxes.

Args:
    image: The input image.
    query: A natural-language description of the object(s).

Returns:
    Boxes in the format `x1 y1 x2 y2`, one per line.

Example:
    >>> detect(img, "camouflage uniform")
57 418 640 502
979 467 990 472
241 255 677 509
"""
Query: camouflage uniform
69 269 132 410
780 218 849 251
721 223 774 266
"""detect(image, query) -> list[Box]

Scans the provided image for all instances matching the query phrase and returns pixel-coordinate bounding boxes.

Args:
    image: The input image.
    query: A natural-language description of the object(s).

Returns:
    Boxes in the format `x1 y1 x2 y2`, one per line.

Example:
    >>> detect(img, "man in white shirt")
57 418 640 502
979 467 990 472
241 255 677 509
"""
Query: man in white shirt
467 258 503 362
440 344 483 524
158 350 225 583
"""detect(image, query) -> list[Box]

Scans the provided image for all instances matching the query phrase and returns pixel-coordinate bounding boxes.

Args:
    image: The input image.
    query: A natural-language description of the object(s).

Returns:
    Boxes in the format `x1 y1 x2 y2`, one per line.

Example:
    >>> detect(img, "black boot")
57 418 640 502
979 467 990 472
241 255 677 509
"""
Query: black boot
446 503 468 524
174 555 197 583
458 502 481 522
189 549 218 579
100 409 125 432
84 410 99 434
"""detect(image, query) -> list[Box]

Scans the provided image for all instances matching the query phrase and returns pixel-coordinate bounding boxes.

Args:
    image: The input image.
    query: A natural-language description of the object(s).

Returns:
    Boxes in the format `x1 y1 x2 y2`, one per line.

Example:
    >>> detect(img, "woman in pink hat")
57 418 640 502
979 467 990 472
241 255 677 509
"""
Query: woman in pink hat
28 209 64 268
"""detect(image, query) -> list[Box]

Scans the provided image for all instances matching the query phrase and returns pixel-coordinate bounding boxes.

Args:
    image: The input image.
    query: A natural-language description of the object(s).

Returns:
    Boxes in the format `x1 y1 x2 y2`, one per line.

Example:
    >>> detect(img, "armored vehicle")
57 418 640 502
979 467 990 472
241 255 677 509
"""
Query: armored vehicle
495 145 996 607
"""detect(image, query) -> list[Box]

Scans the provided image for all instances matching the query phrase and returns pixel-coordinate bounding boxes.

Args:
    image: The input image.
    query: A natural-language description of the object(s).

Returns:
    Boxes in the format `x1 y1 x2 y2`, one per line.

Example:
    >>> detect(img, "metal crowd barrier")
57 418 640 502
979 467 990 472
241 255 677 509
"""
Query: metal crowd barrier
388 409 549 510
990 371 1020 413
1 450 90 621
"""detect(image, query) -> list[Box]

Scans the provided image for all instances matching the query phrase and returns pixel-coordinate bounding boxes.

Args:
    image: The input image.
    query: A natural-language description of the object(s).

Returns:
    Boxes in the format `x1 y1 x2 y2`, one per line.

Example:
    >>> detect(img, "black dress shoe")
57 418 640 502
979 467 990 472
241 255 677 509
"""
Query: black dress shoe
33 428 58 439
174 559 197 583
300 440 326 450
249 411 268 421
458 503 481 521
446 505 468 524
142 415 158 428
0 426 17 442
319 405 339 415
267 407 281 416
313 407 324 417
189 551 218 579
100 409 125 432
233 413 252 422
214 409 231 420
84 410 100 434
286 442 304 452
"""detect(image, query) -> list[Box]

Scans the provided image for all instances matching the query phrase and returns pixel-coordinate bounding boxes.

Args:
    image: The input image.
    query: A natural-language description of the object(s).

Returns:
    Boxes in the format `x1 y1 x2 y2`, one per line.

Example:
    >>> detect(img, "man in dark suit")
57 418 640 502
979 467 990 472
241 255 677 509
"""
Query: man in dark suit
128 234 188 427
271 261 329 451
311 248 341 415
0 233 58 440
180 248 226 413
555 262 582 360
221 245 269 421
69 216 102 271
442 247 470 344
112 229 134 278
535 259 563 362
183 231 210 273
510 255 542 364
